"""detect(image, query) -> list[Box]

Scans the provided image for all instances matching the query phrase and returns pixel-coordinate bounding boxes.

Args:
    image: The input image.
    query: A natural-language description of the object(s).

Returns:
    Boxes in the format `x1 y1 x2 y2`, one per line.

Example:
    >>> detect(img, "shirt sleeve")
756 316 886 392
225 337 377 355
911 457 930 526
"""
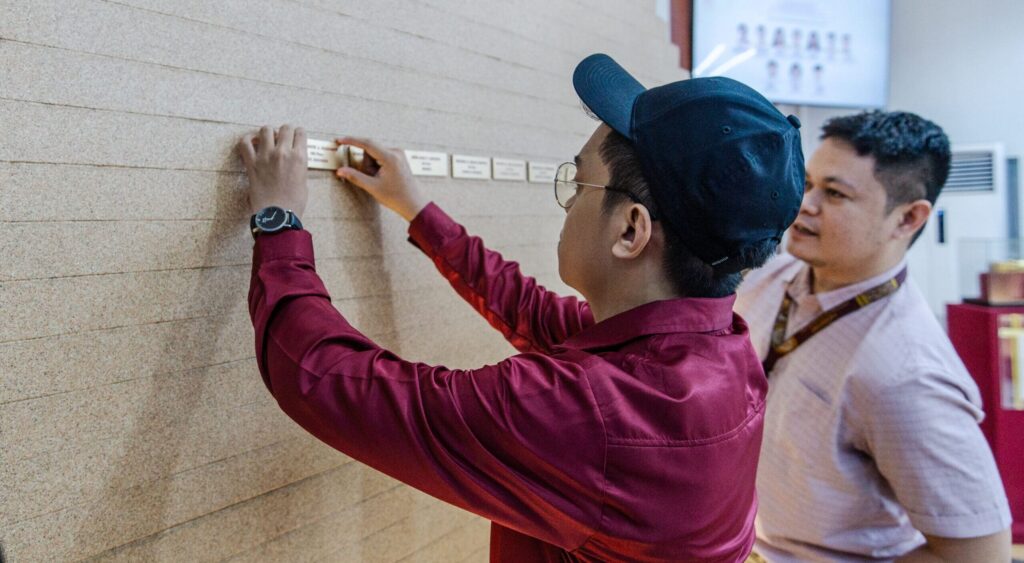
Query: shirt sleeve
248 229 606 550
406 203 593 355
849 368 1012 538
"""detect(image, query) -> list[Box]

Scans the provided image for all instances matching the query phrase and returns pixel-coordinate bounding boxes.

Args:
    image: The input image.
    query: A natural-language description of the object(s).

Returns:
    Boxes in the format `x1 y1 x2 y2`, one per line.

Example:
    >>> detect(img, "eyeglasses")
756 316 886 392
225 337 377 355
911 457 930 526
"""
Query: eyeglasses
553 162 655 218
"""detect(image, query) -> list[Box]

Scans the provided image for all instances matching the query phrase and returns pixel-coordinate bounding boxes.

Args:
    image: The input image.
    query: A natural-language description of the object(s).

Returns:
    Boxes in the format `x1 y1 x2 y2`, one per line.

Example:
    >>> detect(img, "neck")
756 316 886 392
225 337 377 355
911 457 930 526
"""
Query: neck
810 248 905 294
587 273 680 324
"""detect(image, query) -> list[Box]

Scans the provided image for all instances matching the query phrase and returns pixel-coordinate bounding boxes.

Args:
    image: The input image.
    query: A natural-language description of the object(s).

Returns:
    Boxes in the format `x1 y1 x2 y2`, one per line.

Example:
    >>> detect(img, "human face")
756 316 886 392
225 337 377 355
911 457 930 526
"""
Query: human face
787 138 903 282
557 124 615 295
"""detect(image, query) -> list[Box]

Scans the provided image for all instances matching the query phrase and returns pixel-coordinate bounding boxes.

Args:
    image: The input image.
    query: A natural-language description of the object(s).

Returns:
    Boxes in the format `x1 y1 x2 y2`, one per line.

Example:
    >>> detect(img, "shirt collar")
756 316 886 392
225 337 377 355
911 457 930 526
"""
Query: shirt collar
786 258 909 311
562 295 737 351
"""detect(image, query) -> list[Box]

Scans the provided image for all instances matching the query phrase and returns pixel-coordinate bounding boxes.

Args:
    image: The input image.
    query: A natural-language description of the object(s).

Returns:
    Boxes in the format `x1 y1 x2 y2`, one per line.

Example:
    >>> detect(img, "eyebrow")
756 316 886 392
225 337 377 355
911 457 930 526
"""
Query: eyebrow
825 176 857 190
810 174 857 191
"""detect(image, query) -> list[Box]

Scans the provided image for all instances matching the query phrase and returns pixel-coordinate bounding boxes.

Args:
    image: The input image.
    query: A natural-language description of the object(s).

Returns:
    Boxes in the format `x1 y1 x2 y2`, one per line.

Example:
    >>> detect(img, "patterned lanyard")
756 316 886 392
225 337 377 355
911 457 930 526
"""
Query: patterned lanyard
762 267 908 375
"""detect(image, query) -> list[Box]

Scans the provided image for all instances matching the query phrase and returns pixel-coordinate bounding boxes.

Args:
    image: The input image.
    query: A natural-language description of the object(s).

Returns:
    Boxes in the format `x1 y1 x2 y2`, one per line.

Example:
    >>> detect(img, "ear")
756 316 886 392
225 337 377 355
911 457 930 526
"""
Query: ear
892 199 932 242
611 204 654 260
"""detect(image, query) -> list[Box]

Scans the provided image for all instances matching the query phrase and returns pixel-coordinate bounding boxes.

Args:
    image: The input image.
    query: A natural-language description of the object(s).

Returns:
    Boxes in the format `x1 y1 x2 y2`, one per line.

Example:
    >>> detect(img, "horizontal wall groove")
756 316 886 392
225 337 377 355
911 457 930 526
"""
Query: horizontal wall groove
99 0 579 88
0 97 584 165
0 36 589 138
0 240 556 283
74 461 369 561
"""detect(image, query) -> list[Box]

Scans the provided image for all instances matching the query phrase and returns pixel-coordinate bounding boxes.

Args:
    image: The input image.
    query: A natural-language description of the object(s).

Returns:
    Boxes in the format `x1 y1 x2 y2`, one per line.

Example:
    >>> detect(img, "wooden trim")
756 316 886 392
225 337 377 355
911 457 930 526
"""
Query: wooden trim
669 0 693 70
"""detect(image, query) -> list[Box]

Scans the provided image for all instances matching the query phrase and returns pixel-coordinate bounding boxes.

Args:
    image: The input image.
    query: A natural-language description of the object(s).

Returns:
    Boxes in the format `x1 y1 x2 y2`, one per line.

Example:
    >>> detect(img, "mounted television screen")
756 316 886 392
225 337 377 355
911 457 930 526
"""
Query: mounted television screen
691 0 890 107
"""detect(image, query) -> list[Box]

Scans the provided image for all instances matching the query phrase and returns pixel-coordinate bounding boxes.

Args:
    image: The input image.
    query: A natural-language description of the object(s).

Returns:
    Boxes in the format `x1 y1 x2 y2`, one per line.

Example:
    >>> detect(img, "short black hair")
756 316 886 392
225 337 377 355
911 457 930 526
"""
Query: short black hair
599 130 778 298
820 110 951 212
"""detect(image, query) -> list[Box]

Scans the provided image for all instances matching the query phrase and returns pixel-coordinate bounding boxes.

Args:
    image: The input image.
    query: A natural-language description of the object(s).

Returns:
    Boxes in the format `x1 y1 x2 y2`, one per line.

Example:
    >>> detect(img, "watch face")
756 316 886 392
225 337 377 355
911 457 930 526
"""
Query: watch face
255 207 288 231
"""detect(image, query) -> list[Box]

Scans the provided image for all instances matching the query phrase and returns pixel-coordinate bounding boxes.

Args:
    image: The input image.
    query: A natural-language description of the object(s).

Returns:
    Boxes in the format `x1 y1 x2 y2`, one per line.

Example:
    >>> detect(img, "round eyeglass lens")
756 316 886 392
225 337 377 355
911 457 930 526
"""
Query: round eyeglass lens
555 162 577 207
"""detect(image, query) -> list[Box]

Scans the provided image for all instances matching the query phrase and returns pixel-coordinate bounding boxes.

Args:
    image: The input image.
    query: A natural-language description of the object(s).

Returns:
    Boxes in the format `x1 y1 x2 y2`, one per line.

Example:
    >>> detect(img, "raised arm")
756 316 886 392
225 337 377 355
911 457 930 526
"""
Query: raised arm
247 229 606 550
336 136 593 354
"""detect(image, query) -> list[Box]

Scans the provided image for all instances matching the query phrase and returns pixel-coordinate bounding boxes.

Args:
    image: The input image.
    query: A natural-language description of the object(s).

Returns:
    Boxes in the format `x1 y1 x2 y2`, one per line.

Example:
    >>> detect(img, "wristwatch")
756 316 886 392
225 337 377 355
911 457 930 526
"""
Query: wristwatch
250 206 303 240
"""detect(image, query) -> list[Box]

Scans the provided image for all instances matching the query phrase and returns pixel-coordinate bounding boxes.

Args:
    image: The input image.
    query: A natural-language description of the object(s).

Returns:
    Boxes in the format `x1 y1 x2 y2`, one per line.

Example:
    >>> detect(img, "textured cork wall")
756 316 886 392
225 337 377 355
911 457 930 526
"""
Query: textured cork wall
0 1 682 560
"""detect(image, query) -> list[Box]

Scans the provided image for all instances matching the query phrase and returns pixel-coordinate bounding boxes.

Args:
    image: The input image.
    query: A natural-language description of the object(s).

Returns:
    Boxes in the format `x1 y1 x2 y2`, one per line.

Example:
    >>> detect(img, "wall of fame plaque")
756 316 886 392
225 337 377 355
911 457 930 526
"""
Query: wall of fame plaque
404 150 450 177
451 155 492 179
492 158 527 181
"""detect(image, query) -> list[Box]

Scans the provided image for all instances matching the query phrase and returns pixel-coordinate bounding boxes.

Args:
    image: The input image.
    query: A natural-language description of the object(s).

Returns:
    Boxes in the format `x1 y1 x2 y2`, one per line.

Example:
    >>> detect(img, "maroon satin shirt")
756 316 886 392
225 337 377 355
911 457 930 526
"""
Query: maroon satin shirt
249 203 766 562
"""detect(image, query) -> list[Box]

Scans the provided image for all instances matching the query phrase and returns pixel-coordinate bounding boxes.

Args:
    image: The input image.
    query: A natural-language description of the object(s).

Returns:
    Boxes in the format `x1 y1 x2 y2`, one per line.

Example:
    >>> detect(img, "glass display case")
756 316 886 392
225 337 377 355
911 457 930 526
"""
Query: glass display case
960 238 1024 305
998 314 1024 410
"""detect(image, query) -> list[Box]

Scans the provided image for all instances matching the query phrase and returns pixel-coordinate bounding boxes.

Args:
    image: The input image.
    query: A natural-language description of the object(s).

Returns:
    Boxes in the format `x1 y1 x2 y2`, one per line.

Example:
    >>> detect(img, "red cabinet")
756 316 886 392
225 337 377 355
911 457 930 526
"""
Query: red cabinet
948 303 1024 542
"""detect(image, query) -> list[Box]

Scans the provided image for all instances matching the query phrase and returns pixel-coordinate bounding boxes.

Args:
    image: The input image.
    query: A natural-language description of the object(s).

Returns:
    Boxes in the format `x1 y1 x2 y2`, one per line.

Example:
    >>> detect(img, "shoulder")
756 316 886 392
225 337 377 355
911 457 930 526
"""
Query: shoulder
846 281 982 415
739 252 801 292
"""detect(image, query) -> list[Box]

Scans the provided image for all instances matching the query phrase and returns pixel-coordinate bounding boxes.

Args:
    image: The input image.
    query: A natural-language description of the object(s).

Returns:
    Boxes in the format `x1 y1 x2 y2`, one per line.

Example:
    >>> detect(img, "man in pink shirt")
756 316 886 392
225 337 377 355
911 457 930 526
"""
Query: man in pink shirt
238 54 805 561
736 111 1012 561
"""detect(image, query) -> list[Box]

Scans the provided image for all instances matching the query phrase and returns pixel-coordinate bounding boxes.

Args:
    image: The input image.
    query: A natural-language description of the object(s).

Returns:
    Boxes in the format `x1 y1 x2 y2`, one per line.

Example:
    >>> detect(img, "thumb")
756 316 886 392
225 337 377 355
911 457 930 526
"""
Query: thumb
336 166 378 192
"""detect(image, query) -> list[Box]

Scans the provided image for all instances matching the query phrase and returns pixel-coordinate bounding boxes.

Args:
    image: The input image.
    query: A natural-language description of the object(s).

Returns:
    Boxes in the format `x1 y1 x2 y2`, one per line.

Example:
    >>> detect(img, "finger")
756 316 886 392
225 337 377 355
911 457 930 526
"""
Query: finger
335 136 392 164
278 124 295 150
336 166 378 191
259 126 274 152
293 127 307 151
363 154 382 176
236 134 256 166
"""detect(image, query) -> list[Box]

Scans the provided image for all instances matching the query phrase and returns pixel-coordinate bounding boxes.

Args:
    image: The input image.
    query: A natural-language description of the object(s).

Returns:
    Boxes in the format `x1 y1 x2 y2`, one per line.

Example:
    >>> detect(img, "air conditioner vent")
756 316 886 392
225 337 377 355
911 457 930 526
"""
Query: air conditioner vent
945 147 999 192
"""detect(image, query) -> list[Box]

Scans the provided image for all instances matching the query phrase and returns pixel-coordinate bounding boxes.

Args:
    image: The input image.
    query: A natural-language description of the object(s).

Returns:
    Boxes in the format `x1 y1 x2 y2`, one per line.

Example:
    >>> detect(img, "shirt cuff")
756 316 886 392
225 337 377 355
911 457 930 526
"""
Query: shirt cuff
907 503 1013 539
406 202 464 254
253 229 316 264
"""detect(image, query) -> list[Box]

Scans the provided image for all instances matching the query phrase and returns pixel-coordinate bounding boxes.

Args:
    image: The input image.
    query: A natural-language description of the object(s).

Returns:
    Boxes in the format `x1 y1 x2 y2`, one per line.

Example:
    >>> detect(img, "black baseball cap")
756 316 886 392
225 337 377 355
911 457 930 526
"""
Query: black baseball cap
573 54 804 274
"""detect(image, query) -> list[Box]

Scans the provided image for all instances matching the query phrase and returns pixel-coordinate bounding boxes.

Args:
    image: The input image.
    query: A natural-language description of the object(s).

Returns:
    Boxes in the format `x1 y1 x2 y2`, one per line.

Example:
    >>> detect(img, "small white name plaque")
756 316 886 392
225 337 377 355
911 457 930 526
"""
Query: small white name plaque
451 155 492 180
405 150 450 177
492 158 527 181
306 139 343 170
528 161 559 184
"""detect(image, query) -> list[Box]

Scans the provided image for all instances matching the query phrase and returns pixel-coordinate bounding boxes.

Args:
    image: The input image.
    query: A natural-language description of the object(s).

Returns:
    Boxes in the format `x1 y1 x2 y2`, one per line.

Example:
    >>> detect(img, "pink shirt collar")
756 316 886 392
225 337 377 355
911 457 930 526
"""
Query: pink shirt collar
784 258 909 312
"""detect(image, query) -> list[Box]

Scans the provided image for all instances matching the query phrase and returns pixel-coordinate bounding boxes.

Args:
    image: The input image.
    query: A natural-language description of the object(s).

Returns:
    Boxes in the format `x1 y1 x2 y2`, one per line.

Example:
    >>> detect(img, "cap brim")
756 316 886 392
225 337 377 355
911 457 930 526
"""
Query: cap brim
572 54 646 139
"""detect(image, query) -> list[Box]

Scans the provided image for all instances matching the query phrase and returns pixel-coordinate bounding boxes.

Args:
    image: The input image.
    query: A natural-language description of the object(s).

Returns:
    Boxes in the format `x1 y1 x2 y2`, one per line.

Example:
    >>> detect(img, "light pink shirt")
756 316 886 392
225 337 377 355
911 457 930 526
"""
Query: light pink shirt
735 253 1011 562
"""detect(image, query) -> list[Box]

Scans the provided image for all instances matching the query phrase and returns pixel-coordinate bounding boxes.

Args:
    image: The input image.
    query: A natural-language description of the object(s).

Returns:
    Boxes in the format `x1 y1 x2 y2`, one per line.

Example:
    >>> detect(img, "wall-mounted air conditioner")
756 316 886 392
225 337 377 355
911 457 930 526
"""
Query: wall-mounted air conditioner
909 143 1008 326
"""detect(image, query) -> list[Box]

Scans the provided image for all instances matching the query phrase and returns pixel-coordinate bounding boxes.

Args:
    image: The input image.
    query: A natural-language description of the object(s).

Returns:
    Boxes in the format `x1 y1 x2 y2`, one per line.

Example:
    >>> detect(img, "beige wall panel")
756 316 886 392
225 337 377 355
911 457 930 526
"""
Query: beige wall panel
6 462 399 561
1 0 682 559
2 432 344 531
0 249 555 344
1 213 560 280
0 0 586 114
219 485 423 562
0 39 582 143
1 257 402 342
114 0 578 87
0 241 556 402
0 310 254 403
457 545 492 563
0 98 569 170
217 484 473 563
339 501 477 561
0 164 558 222
396 517 491 563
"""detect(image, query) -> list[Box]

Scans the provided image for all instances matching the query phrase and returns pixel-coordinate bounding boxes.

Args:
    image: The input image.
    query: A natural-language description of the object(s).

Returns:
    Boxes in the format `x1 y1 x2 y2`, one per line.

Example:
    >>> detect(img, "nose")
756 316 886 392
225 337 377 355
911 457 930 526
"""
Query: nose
799 187 821 216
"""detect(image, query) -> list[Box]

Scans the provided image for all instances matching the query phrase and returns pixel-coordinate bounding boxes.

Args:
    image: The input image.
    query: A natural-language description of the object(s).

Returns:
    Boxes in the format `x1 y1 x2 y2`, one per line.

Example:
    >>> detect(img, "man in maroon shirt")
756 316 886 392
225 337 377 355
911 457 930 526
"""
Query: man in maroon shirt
238 54 804 561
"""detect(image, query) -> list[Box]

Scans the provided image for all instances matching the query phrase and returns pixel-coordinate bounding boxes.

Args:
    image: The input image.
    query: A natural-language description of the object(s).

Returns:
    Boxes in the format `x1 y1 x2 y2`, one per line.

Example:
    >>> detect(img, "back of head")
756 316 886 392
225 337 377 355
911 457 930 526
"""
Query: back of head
599 130 779 297
572 53 806 295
